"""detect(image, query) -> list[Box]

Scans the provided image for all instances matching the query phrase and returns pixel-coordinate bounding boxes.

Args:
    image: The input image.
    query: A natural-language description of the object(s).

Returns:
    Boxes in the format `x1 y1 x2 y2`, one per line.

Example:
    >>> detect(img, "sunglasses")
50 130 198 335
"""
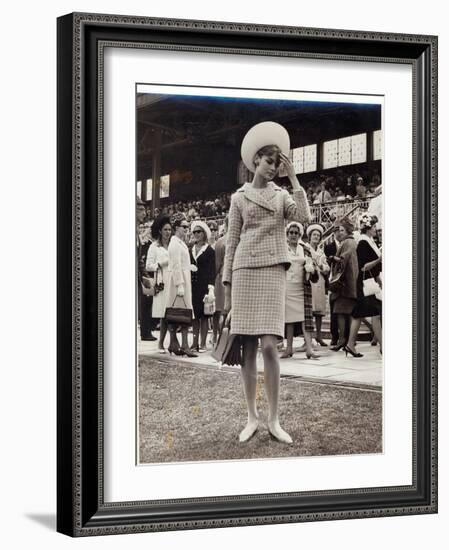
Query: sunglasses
192 229 204 234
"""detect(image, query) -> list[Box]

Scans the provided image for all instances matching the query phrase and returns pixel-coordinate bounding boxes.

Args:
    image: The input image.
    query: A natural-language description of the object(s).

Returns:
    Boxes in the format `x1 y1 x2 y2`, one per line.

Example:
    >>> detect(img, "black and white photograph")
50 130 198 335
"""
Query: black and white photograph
136 86 384 464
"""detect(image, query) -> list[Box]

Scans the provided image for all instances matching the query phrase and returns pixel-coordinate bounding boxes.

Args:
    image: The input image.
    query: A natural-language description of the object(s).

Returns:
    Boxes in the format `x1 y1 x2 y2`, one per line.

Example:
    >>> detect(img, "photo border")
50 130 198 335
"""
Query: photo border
57 12 437 536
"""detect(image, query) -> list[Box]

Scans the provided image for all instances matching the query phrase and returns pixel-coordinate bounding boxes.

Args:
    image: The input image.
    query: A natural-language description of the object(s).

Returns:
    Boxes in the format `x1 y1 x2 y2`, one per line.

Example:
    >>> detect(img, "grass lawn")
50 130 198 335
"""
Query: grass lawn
139 356 382 464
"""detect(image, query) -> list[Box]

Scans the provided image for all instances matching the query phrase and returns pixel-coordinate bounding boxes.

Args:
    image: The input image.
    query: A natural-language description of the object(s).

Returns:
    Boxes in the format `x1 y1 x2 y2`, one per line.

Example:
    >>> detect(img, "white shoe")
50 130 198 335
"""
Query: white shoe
267 422 293 444
239 421 259 443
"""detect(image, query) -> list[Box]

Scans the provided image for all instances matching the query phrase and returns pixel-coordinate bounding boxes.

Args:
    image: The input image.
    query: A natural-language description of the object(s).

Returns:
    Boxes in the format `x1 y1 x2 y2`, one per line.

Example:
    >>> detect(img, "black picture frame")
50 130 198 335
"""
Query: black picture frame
57 12 438 536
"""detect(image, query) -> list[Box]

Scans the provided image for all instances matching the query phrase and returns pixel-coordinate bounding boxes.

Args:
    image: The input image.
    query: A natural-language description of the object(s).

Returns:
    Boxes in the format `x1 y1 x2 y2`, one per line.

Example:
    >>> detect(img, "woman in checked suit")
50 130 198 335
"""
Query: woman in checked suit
223 122 311 444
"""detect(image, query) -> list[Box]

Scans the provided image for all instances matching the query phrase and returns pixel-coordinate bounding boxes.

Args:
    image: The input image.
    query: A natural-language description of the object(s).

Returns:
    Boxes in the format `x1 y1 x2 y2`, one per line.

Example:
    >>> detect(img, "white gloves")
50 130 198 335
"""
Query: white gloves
204 285 215 303
304 258 315 273
177 285 185 297
190 264 198 272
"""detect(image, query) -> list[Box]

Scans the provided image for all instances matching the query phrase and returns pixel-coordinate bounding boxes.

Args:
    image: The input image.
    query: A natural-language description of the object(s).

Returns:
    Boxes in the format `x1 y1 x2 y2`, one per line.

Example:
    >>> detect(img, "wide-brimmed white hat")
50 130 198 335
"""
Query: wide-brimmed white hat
191 220 211 241
241 121 290 172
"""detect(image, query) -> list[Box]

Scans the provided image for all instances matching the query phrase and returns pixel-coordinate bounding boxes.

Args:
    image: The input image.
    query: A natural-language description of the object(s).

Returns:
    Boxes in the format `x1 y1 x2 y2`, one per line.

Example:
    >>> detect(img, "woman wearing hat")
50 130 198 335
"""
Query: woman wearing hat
329 218 360 355
307 223 330 346
223 121 311 444
281 221 320 360
166 213 197 357
146 215 172 353
347 214 382 356
189 220 216 352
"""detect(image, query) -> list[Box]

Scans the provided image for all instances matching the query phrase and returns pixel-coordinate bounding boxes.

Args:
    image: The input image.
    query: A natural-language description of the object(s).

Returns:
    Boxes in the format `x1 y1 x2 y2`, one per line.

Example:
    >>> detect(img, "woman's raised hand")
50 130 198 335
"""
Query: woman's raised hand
279 152 295 180
177 285 185 297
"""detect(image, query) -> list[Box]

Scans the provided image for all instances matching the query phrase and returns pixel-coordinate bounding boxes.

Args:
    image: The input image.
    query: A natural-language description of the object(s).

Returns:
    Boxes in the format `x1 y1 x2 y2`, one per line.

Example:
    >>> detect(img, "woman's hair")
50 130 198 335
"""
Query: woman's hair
254 144 282 167
359 213 378 233
339 217 355 235
309 229 322 240
171 212 187 229
151 215 171 240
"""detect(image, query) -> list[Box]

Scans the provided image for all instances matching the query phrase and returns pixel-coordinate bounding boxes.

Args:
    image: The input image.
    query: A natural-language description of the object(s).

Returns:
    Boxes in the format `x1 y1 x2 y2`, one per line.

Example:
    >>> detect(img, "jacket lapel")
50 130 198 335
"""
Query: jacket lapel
242 182 276 212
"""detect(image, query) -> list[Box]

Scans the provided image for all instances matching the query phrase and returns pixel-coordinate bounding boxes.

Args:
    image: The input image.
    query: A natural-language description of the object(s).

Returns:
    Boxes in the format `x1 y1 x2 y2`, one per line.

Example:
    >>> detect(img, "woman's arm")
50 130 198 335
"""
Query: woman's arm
206 247 216 287
222 195 243 286
361 257 382 273
170 242 184 288
357 240 382 273
279 153 311 223
145 243 159 272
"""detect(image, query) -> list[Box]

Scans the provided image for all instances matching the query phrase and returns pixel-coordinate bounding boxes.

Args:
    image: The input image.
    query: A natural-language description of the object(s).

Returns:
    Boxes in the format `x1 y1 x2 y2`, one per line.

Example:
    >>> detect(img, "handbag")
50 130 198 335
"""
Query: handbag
362 270 381 297
212 318 242 366
141 275 155 297
328 263 345 293
153 268 165 296
165 296 193 325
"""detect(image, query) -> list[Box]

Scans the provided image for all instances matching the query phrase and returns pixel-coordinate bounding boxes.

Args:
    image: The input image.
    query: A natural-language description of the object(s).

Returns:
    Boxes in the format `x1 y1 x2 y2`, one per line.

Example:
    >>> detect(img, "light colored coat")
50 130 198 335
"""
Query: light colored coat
222 181 311 284
165 235 193 313
146 241 170 318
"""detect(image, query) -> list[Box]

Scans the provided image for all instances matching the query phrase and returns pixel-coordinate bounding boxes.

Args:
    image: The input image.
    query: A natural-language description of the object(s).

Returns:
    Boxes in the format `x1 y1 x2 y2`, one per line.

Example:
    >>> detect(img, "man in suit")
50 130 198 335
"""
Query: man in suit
324 226 350 345
137 198 157 341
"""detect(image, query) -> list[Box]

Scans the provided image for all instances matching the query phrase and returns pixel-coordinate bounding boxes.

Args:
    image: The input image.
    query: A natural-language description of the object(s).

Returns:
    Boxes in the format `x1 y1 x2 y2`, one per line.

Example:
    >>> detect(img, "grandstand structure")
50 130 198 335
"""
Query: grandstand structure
136 91 382 229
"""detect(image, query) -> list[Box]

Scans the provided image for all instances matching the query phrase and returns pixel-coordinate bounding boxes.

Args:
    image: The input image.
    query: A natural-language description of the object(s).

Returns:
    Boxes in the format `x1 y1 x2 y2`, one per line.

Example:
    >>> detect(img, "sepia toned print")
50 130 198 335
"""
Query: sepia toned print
136 87 383 464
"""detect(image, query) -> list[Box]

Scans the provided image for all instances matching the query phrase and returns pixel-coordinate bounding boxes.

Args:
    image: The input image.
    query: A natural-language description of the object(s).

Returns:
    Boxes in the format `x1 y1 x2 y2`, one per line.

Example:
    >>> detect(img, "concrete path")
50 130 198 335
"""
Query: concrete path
139 333 382 390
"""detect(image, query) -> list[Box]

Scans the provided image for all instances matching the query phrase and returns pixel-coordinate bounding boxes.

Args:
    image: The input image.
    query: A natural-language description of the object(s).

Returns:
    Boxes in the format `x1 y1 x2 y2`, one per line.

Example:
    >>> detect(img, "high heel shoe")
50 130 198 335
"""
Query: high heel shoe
344 345 363 358
306 352 320 360
168 345 184 356
181 348 198 358
315 338 328 347
330 340 346 352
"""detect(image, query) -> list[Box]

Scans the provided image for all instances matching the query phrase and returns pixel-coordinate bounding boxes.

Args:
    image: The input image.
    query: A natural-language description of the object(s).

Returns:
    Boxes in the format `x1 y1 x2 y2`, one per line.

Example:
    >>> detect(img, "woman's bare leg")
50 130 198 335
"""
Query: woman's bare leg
303 327 319 358
371 315 382 353
159 319 168 350
181 326 189 350
212 312 221 344
239 336 259 442
281 324 294 355
199 318 209 348
191 319 199 349
260 335 292 444
347 318 362 350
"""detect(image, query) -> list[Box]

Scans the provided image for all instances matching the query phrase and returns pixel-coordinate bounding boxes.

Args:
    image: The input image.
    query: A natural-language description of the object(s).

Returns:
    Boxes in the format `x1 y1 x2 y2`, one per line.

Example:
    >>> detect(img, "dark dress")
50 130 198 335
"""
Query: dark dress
332 236 359 315
190 245 216 319
352 239 382 319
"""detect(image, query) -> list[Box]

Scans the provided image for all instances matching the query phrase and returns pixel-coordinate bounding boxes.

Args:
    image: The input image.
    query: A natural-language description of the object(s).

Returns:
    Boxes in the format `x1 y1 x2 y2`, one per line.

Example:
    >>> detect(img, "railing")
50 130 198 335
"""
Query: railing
201 197 373 228
310 197 373 227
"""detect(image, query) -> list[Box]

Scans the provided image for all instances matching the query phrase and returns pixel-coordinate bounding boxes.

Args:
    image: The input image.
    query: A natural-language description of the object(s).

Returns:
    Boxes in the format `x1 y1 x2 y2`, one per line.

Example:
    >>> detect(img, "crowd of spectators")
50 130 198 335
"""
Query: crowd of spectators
143 173 381 224
302 173 381 205
150 192 231 223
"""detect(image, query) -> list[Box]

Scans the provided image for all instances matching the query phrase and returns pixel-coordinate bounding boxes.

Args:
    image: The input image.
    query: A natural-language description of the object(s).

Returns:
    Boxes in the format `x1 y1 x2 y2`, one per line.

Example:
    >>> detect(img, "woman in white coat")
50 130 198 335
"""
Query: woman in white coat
307 223 330 346
146 215 172 353
166 213 197 357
